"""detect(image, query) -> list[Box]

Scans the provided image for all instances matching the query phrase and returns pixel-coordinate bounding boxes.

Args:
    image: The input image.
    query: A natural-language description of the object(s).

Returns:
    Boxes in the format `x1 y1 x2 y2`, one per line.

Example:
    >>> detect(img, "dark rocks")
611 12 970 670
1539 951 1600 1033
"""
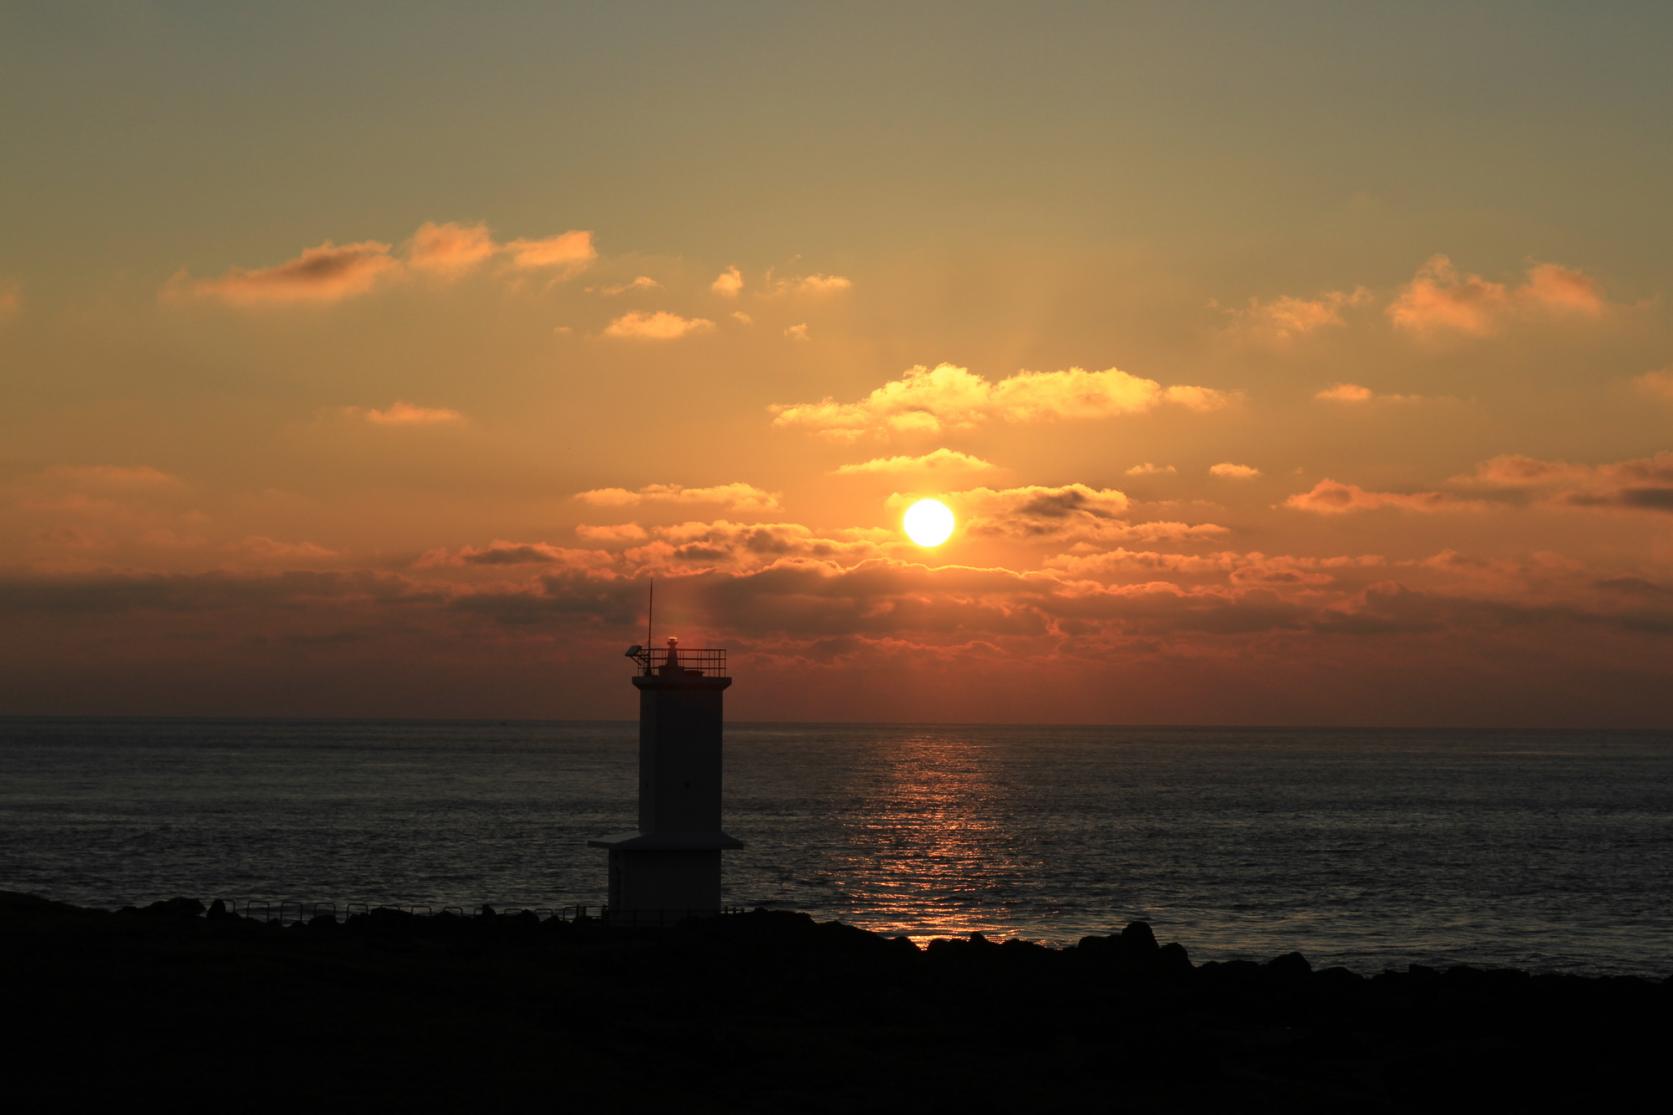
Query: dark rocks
3 891 1670 1111
1157 940 1193 979
1119 920 1159 954
138 897 204 919
1266 950 1312 982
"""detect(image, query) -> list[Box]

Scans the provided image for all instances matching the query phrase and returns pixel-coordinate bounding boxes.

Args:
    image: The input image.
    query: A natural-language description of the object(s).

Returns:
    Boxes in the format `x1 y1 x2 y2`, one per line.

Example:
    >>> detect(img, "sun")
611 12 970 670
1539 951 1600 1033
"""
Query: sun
903 498 955 548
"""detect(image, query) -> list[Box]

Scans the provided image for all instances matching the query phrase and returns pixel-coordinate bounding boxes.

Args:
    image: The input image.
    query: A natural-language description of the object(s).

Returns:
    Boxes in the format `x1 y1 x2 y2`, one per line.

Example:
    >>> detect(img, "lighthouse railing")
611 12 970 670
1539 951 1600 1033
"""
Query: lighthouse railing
629 647 727 677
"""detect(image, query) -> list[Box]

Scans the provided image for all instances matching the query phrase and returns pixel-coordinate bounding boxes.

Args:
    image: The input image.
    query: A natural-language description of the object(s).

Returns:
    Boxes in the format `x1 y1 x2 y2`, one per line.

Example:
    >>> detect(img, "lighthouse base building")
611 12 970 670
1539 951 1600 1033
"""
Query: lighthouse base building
589 640 741 919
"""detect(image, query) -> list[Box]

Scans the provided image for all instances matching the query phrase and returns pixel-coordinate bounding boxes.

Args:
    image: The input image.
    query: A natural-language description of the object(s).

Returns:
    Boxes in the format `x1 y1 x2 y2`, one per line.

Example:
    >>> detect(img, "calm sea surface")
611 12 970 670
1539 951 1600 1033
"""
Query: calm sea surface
2 718 1669 975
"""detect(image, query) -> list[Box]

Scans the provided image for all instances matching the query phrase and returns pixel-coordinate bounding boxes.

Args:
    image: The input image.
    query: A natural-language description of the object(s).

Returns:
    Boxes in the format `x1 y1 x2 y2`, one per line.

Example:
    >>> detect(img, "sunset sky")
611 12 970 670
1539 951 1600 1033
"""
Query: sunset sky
3 3 1672 725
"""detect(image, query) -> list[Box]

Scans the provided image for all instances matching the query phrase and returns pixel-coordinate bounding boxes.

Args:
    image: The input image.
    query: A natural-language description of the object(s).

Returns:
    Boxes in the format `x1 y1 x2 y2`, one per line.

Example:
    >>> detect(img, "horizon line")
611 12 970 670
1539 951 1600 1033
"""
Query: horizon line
1 713 1669 735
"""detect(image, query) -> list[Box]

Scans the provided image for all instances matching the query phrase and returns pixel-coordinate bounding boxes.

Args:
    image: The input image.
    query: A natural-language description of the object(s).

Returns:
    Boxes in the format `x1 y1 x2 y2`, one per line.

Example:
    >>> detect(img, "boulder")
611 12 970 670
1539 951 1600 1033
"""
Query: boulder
1120 921 1159 954
1265 951 1312 983
1157 941 1193 979
140 897 205 919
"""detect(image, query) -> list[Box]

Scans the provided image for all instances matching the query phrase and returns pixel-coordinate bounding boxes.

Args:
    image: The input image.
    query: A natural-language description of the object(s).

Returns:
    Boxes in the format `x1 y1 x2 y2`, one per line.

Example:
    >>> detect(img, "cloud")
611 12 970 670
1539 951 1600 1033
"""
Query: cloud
833 448 999 477
166 222 601 307
784 322 810 341
1312 382 1425 404
595 275 661 296
504 230 597 273
574 482 781 513
42 465 182 491
170 240 402 306
407 221 497 275
601 310 716 340
1284 479 1482 515
1071 520 1230 544
1452 452 1673 513
235 536 339 563
1222 287 1372 341
421 540 615 568
1388 255 1607 337
8 512 1667 723
766 272 853 297
1519 262 1607 316
574 522 650 543
711 266 743 298
1049 548 1385 588
771 363 1234 441
622 520 889 575
355 401 464 426
1633 370 1673 401
878 483 1228 546
1209 462 1261 479
906 482 1223 546
1283 453 1673 518
730 311 753 325
1125 462 1177 477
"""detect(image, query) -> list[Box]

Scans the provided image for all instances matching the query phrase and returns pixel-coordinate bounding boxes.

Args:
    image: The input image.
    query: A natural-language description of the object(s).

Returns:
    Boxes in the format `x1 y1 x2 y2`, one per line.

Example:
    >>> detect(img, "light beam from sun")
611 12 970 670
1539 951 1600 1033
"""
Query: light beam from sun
903 498 955 547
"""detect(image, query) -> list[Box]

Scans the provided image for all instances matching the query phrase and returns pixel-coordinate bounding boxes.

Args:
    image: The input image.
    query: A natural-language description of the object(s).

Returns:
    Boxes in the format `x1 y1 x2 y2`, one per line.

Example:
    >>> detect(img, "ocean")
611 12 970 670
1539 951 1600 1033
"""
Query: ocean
2 717 1669 976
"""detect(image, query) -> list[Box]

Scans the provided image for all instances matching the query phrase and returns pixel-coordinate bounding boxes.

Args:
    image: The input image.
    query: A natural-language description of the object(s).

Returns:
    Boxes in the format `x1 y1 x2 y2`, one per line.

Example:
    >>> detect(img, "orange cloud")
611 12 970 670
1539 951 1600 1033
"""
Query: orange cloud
833 448 998 477
766 272 853 296
784 322 810 341
1317 382 1429 404
711 266 743 298
171 239 401 306
601 310 716 340
358 401 464 426
1452 452 1673 512
1209 462 1261 479
575 482 780 513
902 483 1222 545
419 540 616 568
595 275 660 295
1223 286 1372 340
165 222 606 306
772 363 1234 441
622 520 889 575
1633 370 1673 401
407 221 497 275
1519 262 1607 316
1125 462 1177 477
235 536 339 562
1389 255 1607 336
1284 479 1482 514
1049 548 1385 588
1075 520 1230 544
1316 383 1373 402
504 230 597 273
42 465 182 491
574 522 650 543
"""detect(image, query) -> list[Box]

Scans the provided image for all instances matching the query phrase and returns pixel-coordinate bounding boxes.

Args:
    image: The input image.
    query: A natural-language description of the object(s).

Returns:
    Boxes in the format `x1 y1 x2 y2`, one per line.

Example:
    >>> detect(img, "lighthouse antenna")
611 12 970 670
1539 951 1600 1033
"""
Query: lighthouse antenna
646 579 654 671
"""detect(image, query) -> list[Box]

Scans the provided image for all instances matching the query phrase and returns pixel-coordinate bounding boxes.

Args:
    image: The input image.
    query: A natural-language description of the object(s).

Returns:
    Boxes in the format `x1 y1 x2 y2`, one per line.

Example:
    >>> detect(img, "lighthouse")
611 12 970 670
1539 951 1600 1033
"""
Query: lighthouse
589 637 742 919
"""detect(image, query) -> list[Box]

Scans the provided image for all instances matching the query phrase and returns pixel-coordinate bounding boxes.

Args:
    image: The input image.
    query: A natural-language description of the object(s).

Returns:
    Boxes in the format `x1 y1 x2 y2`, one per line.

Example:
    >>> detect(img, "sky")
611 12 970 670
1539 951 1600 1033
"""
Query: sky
3 2 1672 725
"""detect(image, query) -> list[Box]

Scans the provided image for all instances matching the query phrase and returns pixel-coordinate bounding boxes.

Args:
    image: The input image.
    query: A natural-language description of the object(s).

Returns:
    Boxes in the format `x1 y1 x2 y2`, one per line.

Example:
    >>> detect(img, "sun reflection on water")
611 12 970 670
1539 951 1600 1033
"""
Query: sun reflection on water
828 732 1045 942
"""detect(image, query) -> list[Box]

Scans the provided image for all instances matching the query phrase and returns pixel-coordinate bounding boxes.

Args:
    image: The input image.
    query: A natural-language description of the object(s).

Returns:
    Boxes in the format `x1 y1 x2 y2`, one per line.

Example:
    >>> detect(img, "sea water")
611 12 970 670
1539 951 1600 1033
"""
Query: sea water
2 717 1669 975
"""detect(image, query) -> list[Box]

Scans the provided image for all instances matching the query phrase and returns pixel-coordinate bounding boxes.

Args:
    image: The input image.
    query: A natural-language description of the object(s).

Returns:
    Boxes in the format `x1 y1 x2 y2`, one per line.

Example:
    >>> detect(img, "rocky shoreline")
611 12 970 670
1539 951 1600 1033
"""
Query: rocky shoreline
5 891 1667 1110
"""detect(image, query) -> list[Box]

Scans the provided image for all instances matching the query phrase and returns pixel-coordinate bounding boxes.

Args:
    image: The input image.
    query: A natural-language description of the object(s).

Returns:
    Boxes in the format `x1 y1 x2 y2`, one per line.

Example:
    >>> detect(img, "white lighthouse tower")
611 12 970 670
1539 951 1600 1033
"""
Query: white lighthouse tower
589 636 742 919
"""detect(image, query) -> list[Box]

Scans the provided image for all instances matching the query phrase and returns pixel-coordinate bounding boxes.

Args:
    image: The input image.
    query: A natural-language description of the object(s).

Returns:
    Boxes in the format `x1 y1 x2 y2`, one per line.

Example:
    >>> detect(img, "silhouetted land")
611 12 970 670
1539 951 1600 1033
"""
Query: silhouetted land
5 892 1667 1111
